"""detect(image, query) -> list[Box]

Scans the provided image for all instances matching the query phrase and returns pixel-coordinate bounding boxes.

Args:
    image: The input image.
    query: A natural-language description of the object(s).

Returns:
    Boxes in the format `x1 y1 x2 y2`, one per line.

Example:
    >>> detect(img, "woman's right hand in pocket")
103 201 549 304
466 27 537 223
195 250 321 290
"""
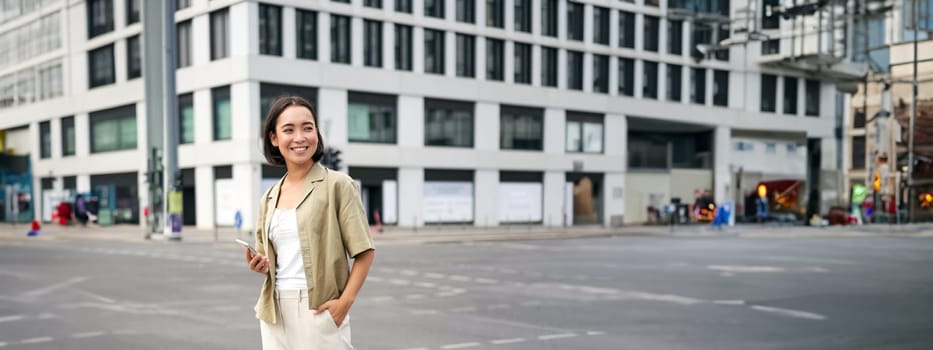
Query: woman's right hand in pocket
246 248 270 274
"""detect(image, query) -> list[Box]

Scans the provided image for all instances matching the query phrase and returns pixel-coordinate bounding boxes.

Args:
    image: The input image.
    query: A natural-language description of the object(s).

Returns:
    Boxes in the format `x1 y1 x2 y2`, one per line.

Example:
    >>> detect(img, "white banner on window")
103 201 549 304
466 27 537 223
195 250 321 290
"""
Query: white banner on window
423 181 473 223
498 182 542 223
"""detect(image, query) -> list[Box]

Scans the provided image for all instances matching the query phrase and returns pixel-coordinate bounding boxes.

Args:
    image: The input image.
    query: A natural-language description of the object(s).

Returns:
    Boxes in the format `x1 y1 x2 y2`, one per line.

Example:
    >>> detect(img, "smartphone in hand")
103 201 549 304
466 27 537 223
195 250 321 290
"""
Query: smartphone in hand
235 238 257 255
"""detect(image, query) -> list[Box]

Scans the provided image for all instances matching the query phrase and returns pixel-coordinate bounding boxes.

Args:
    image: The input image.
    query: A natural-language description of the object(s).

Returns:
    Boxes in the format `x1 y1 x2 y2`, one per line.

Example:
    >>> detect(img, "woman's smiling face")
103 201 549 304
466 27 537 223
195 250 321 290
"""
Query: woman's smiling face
270 105 319 167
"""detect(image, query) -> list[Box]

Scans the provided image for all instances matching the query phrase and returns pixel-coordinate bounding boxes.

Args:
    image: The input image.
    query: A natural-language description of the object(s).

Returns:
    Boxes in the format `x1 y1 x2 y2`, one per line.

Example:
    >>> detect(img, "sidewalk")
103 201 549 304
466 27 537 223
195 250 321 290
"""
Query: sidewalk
1 221 931 245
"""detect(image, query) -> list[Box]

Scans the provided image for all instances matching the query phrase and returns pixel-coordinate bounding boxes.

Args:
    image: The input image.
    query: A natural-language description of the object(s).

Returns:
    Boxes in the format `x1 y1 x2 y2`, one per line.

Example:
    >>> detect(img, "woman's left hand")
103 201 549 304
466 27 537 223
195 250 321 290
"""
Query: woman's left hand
315 298 352 327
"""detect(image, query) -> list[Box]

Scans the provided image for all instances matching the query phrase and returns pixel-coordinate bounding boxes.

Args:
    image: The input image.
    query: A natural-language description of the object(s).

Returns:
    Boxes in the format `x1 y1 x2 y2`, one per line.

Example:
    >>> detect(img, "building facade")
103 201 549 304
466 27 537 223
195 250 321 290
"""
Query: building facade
3 0 848 230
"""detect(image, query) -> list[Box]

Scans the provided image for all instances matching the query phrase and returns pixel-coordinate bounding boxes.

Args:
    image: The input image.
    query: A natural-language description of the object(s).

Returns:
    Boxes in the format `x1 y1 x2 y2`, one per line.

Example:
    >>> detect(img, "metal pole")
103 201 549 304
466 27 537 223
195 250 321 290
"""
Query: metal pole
908 0 918 222
163 0 179 236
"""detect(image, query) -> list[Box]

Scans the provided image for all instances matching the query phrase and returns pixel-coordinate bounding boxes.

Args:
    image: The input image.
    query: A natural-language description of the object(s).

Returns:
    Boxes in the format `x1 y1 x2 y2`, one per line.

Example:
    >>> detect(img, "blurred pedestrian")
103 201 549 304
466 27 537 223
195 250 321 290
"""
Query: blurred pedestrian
245 95 375 350
74 194 88 227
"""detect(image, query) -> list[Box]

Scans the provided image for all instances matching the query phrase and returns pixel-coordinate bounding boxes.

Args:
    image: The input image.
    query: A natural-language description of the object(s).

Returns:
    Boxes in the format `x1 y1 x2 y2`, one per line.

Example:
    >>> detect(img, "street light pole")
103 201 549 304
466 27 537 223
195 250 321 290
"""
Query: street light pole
908 0 919 222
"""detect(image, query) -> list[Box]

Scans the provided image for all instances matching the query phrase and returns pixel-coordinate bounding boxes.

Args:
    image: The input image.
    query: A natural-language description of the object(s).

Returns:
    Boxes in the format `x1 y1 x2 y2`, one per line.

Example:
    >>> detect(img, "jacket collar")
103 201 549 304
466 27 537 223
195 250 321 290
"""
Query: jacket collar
264 162 327 231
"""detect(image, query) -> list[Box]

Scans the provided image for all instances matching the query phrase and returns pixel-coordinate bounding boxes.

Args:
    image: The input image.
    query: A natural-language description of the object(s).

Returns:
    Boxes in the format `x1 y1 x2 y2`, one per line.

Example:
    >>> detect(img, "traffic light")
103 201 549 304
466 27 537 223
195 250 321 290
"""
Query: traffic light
321 147 342 171
920 193 933 209
873 173 881 192
757 184 767 199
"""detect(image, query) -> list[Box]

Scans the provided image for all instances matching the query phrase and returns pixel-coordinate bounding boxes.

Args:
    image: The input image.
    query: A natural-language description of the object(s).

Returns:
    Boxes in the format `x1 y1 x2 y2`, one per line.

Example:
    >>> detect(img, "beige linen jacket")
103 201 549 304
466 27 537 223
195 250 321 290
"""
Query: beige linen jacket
253 162 375 324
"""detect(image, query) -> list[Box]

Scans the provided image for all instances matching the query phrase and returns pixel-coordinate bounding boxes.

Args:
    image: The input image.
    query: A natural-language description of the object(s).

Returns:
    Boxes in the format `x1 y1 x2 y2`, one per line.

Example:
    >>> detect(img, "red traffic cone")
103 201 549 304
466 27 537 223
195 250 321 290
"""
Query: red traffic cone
27 219 40 237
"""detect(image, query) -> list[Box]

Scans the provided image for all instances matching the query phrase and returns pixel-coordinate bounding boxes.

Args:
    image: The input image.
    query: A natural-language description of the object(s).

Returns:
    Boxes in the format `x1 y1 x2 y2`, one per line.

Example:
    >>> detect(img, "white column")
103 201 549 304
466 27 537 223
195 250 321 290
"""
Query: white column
233 162 261 232
413 27 424 73
474 170 499 227
230 2 257 57
658 17 668 55
543 171 565 227
531 0 541 36
352 16 364 67
582 52 592 93
398 95 424 147
230 81 259 141
609 9 619 51
191 14 210 65
445 31 456 77
583 3 593 45
633 60 643 98
714 125 731 204
634 13 644 52
77 175 91 193
531 44 541 86
603 173 625 227
608 53 618 96
398 167 424 227
557 48 566 89
195 165 214 229
383 20 394 70
605 114 626 159
282 7 296 59
475 102 499 150
705 67 714 107
557 0 566 41
504 0 514 32
113 39 127 83
543 107 563 154
318 88 349 146
193 89 212 144
319 13 331 63
504 40 514 83
476 35 486 81
75 113 90 157
50 118 61 159
657 62 667 101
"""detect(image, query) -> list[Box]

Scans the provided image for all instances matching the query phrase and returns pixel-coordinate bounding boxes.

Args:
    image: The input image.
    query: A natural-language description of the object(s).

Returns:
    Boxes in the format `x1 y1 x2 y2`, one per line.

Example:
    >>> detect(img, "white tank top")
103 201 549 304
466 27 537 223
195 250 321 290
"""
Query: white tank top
269 208 308 290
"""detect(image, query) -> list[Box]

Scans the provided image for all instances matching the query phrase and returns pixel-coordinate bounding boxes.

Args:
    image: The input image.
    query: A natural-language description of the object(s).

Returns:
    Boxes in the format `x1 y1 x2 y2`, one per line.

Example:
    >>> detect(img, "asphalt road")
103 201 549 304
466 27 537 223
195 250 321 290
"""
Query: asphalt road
0 234 931 349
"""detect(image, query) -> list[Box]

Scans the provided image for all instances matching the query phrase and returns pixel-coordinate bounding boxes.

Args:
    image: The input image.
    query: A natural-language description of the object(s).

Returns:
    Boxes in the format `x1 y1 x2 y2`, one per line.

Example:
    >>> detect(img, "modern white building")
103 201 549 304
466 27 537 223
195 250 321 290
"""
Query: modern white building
1 0 853 230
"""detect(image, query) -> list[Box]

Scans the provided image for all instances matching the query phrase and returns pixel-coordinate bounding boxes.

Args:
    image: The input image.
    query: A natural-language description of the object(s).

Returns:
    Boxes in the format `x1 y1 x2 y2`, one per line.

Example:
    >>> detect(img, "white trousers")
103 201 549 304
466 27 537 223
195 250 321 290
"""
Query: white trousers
260 289 353 350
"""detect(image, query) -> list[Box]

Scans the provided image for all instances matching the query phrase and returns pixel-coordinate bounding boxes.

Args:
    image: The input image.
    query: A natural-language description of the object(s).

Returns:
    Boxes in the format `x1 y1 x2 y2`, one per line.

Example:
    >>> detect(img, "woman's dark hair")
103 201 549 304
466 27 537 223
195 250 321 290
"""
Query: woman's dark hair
262 95 325 166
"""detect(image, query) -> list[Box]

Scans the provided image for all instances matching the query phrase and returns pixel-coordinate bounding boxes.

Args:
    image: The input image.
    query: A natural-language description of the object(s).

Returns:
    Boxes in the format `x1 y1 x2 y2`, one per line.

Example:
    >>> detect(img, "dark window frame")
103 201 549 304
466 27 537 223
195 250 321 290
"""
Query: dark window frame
541 0 558 37
40 121 52 158
425 98 475 148
212 86 232 141
88 44 115 88
514 42 532 84
784 76 798 115
348 91 398 144
643 15 660 52
593 6 610 45
425 0 445 18
760 74 777 112
565 111 604 154
331 14 352 64
668 19 683 55
61 116 75 157
87 0 114 39
127 35 141 80
514 0 532 32
618 57 634 96
258 4 283 56
567 50 583 90
643 61 658 99
178 93 194 144
456 0 475 23
89 104 137 153
424 28 446 74
486 38 504 81
487 0 504 28
691 67 706 104
619 11 635 48
364 19 383 67
395 24 413 70
541 46 558 87
667 64 682 101
805 79 820 116
567 2 584 41
296 9 318 60
210 9 229 60
500 105 544 151
456 33 475 78
713 69 728 107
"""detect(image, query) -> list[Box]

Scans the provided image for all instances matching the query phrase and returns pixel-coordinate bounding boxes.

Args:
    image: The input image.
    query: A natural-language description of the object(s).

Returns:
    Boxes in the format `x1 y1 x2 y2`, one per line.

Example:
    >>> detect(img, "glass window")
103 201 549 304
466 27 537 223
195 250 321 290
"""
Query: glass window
365 0 382 8
487 0 503 28
713 69 728 107
541 46 558 87
643 61 658 99
396 0 412 13
212 86 231 140
424 28 445 74
260 83 318 123
500 105 543 150
456 0 475 23
40 121 51 158
593 54 608 93
88 44 115 88
456 34 475 78
760 74 777 112
90 104 137 153
296 9 317 60
348 92 397 144
565 112 603 153
567 51 583 90
514 0 531 32
87 0 114 38
514 42 531 84
784 76 798 115
425 98 474 147
61 116 75 156
593 6 609 45
127 35 141 79
851 136 865 169
331 15 351 64
126 0 140 25
668 20 683 55
178 93 194 144
37 61 64 102
762 39 780 55
667 64 682 102
177 20 192 68
691 23 711 60
715 23 730 61
486 38 504 81
619 11 635 48
643 15 659 52
691 67 706 104
762 0 779 29
176 0 191 10
395 24 413 71
541 0 557 37
567 2 583 41
259 4 282 56
425 0 444 18
618 57 634 96
805 79 820 116
210 9 229 60
364 20 382 67
333 0 350 3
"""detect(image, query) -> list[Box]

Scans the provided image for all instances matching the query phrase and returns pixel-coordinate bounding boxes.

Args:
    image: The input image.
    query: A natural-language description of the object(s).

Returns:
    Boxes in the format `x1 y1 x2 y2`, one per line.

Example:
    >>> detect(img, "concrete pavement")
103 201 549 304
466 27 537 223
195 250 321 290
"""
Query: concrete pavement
1 220 932 244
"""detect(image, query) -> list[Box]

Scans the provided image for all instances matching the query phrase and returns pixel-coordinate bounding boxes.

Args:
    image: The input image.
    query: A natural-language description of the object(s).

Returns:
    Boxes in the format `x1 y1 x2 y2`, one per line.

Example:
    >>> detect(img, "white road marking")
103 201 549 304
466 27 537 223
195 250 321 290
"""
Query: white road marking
389 279 411 285
406 294 426 299
400 270 419 276
713 300 746 305
804 267 830 273
0 315 23 323
414 282 437 288
586 331 606 336
20 337 53 344
36 313 56 320
441 342 481 349
425 273 445 279
72 331 105 338
538 333 577 340
765 256 854 265
112 330 145 335
75 290 116 303
490 337 525 345
396 348 428 350
449 275 471 282
409 309 439 315
487 304 510 310
750 305 827 320
450 306 477 312
367 276 385 282
0 341 6 347
474 278 498 284
707 265 785 273
368 296 395 302
21 277 88 297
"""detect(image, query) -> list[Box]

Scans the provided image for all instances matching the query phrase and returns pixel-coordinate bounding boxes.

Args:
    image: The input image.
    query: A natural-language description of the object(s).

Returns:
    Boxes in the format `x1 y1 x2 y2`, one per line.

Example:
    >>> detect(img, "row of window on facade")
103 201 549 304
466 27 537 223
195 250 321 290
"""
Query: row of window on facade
37 83 606 159
733 140 799 155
